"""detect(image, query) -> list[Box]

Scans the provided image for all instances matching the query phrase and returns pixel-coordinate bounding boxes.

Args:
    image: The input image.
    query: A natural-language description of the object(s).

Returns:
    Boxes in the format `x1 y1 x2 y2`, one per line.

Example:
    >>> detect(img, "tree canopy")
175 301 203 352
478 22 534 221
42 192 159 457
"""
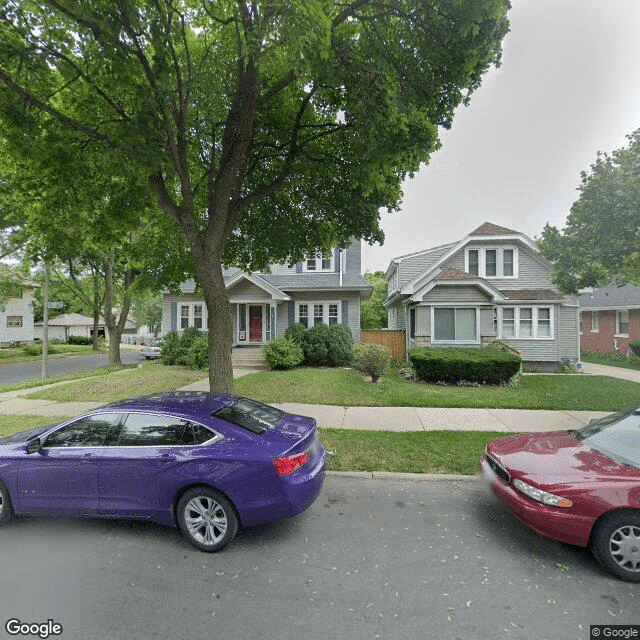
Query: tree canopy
539 129 640 294
0 0 510 390
360 270 388 330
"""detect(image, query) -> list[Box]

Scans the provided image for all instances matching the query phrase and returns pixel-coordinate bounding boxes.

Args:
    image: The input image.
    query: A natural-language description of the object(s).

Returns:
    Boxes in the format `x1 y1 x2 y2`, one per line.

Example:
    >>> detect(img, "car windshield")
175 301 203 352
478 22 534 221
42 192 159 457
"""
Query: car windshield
574 408 640 469
213 398 283 435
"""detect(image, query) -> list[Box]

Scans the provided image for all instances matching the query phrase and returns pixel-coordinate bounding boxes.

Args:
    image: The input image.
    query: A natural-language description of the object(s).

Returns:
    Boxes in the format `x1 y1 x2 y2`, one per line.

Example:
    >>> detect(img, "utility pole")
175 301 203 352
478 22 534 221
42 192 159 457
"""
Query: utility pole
41 258 49 379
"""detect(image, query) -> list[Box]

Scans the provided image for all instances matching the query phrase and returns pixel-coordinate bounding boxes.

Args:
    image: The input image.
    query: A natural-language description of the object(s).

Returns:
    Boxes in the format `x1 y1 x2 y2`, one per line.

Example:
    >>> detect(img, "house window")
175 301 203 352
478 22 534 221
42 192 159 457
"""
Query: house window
465 247 518 278
6 316 22 328
468 250 479 276
180 305 190 330
590 311 599 333
193 305 203 330
499 307 554 339
433 307 477 342
305 252 334 272
297 302 341 326
299 304 309 328
409 307 416 339
616 310 629 336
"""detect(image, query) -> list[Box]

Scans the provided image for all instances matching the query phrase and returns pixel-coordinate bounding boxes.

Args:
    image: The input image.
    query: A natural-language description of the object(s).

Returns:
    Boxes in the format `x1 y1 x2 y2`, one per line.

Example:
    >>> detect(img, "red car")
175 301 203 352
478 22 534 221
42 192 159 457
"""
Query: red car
481 408 640 582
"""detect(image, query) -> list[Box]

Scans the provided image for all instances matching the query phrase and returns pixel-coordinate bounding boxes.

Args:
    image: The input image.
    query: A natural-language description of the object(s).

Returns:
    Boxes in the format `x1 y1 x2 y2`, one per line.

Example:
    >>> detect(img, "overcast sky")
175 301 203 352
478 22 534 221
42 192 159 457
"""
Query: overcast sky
361 0 640 273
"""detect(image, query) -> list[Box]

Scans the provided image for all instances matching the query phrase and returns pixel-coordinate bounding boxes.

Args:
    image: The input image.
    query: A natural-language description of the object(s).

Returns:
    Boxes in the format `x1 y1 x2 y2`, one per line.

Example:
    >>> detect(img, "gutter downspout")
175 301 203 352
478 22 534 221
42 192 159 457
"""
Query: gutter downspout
403 300 410 363
339 248 343 287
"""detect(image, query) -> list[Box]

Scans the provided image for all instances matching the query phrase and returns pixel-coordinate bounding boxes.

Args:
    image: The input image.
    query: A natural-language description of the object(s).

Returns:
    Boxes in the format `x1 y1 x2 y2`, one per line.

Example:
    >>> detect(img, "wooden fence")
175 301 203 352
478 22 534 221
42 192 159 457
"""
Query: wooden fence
360 330 406 361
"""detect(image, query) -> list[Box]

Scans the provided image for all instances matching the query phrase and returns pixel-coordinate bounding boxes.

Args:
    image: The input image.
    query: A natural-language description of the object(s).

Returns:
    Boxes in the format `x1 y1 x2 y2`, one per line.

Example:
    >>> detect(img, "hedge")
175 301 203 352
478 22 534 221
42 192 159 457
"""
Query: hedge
409 347 521 385
629 339 640 358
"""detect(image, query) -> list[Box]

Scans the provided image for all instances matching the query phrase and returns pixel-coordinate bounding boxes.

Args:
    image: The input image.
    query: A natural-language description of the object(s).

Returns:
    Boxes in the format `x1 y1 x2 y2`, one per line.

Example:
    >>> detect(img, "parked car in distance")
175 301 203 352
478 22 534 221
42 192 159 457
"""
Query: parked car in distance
481 408 640 581
0 392 325 551
140 340 162 359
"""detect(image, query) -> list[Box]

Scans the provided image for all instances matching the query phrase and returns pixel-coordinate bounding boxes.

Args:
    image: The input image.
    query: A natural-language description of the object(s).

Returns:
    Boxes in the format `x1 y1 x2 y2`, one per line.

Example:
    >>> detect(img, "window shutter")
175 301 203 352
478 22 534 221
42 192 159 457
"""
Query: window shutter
296 262 303 273
271 307 276 338
334 248 341 272
170 302 177 331
288 301 295 326
342 300 349 326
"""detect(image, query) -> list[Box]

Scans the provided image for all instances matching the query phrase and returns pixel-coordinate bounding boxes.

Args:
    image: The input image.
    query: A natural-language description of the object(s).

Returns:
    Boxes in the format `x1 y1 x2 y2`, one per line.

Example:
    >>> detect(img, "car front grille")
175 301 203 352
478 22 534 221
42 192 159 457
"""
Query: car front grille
486 452 510 483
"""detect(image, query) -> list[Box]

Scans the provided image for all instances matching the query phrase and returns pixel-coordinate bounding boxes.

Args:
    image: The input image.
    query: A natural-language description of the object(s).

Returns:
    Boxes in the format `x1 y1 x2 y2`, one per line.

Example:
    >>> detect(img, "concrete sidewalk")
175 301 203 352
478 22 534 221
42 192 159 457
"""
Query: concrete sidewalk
0 360 632 431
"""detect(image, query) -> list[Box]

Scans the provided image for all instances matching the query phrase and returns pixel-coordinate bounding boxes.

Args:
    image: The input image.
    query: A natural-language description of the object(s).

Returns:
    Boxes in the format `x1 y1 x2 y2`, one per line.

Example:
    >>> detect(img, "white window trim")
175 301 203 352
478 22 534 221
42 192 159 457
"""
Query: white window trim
179 303 207 331
497 306 555 340
615 310 630 337
304 252 334 272
296 301 341 326
430 305 480 344
590 310 599 333
464 246 519 279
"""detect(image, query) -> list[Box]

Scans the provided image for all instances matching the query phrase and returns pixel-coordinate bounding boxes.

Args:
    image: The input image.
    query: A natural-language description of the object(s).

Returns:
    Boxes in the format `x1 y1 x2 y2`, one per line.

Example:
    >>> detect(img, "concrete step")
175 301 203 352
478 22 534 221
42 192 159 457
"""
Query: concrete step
232 348 268 369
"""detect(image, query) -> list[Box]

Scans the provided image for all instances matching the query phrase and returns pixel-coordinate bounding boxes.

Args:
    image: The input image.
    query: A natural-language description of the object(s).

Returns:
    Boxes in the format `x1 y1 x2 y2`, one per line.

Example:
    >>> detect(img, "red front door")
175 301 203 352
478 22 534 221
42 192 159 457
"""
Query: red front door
249 306 263 342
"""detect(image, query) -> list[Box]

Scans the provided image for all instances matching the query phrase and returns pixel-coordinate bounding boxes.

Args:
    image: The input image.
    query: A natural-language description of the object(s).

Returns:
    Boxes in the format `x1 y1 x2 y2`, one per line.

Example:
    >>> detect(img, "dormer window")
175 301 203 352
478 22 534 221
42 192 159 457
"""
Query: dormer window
465 247 518 278
305 252 334 272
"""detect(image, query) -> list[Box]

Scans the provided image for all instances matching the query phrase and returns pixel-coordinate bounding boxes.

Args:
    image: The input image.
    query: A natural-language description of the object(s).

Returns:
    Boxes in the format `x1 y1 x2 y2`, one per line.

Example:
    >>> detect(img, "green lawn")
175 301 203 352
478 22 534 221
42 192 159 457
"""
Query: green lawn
25 363 207 403
581 350 640 371
320 428 501 474
0 415 72 437
233 368 640 411
0 344 99 364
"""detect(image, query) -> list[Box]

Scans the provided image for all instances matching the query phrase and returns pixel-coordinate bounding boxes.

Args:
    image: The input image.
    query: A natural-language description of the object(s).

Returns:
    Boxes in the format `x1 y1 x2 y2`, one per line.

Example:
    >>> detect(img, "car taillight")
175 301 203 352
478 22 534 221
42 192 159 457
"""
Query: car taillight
273 452 309 476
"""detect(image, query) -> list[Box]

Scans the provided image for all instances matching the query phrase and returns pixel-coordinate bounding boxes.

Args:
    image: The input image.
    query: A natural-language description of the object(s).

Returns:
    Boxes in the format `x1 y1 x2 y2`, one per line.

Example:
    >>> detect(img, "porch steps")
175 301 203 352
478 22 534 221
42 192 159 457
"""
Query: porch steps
232 347 269 370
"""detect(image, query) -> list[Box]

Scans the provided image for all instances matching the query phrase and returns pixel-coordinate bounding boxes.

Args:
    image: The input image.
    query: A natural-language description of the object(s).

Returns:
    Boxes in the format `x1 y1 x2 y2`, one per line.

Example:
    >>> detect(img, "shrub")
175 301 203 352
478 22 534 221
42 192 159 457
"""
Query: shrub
301 323 331 366
629 339 640 358
284 323 306 345
160 327 204 366
354 343 392 382
185 335 209 370
67 335 93 345
160 331 181 365
264 337 304 370
21 344 59 356
326 324 354 367
409 347 521 385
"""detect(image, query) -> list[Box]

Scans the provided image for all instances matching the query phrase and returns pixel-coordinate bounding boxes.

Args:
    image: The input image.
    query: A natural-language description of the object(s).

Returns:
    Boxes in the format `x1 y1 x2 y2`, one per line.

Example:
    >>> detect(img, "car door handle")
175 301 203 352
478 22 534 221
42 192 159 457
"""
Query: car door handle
157 453 177 463
82 453 98 464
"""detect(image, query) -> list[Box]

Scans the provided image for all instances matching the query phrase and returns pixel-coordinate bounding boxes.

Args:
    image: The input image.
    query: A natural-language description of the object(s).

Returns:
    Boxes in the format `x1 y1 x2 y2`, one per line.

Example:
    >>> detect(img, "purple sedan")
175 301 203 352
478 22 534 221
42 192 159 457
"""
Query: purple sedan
0 392 325 551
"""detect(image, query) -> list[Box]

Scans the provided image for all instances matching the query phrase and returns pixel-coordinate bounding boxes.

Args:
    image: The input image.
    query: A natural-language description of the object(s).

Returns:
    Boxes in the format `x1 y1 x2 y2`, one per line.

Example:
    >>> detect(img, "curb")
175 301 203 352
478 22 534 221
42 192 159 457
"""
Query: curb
326 470 479 482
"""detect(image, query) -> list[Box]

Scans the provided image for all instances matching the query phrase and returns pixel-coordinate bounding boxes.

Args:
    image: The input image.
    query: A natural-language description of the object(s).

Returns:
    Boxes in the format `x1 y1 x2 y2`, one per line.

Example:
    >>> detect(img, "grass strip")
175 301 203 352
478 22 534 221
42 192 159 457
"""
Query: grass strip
25 363 207 403
581 351 640 372
319 428 504 475
0 415 72 437
234 368 640 411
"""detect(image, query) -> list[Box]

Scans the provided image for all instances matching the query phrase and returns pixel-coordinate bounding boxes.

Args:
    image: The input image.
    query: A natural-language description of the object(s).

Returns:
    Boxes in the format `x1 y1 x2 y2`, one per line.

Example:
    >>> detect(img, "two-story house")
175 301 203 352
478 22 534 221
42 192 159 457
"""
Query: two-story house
162 241 372 345
0 268 38 347
384 223 580 371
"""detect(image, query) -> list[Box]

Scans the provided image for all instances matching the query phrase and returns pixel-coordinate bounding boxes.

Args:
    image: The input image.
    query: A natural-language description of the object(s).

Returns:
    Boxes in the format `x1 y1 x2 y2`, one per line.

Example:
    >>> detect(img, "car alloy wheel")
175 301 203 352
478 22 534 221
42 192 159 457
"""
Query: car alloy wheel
592 511 640 582
177 487 238 552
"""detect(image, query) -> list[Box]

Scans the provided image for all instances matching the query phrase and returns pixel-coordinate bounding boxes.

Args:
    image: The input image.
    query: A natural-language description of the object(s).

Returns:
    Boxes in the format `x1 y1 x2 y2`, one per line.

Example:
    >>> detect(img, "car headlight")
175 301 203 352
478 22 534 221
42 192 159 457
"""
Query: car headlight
512 478 573 508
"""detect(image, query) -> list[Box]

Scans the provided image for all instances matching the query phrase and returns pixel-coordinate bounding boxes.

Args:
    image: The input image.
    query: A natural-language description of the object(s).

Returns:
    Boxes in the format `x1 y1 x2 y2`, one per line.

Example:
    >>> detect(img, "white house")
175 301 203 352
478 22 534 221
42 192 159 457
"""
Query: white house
0 271 38 347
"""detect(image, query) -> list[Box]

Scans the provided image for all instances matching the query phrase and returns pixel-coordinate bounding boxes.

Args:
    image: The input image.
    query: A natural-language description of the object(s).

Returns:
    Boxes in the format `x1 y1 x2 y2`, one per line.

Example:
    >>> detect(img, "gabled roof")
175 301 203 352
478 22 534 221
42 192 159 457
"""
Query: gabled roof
225 272 290 301
34 313 102 327
470 222 519 236
397 222 546 296
580 284 640 309
500 289 565 301
434 267 479 281
412 267 506 303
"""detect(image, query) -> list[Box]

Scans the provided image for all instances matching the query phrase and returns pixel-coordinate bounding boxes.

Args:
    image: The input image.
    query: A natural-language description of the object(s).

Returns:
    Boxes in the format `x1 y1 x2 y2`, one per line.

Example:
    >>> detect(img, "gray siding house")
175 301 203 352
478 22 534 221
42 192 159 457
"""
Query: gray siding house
162 242 372 345
0 270 38 348
384 222 580 371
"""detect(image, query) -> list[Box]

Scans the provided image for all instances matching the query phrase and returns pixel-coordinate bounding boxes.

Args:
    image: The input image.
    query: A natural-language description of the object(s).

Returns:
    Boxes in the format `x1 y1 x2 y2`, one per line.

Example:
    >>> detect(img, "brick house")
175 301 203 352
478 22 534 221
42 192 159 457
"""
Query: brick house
579 285 640 354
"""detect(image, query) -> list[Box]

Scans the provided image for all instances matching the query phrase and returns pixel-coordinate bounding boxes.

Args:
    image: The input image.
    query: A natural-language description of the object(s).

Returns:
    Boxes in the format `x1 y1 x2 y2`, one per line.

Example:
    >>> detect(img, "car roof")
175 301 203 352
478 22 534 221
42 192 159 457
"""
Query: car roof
98 392 233 420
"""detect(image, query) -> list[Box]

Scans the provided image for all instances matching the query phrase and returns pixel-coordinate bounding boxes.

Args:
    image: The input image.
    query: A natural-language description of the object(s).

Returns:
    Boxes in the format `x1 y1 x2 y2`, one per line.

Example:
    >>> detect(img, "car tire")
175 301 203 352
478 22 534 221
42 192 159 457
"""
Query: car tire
177 487 238 552
0 481 13 527
591 511 640 582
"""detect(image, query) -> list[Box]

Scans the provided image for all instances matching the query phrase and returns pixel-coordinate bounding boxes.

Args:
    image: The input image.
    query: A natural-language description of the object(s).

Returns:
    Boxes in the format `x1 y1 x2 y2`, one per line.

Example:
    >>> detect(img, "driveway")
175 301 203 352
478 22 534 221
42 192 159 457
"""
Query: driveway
1 476 636 640
581 360 640 384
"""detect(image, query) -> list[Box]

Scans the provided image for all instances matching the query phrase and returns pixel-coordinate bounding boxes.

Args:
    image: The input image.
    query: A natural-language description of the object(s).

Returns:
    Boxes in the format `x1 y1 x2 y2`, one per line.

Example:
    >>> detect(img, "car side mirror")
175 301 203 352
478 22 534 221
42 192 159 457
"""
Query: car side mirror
26 438 42 454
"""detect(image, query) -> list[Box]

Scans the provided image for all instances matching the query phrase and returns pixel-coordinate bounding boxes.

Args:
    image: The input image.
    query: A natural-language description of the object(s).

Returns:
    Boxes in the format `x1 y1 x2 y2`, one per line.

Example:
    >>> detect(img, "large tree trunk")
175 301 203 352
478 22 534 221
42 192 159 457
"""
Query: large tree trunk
102 249 133 367
92 269 101 351
192 248 233 393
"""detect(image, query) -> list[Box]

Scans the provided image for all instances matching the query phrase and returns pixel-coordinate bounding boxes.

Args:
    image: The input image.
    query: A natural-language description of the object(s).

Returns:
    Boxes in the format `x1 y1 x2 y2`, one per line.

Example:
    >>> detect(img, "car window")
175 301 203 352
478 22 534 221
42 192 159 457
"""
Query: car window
213 398 283 435
577 410 640 468
116 413 198 446
45 413 123 448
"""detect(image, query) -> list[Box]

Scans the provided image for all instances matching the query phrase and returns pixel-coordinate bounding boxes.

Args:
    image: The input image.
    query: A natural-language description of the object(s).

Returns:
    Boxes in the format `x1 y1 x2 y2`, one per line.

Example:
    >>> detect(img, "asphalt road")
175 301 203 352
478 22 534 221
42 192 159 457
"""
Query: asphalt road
0 476 636 640
0 350 144 385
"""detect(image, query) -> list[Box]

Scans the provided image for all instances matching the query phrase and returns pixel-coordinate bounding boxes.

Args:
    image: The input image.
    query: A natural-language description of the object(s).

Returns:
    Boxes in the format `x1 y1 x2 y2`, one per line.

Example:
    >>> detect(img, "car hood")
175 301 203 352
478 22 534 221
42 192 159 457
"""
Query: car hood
0 424 56 446
487 430 640 485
